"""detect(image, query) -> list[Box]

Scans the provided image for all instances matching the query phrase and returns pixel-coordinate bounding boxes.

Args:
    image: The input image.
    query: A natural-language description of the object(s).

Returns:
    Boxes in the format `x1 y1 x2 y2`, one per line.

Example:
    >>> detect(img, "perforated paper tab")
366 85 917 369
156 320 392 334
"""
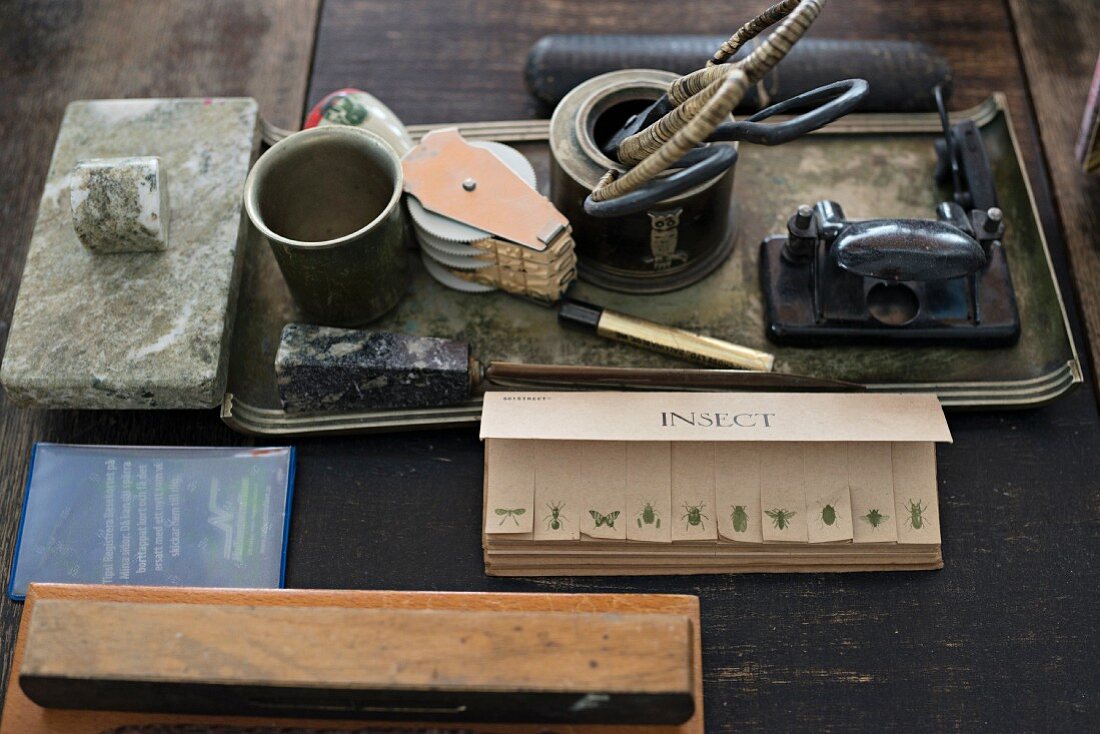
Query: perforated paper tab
670 443 717 541
532 440 584 541
484 439 534 535
715 443 763 543
849 443 898 544
804 443 854 544
892 442 941 545
579 442 628 540
625 442 673 543
759 443 808 543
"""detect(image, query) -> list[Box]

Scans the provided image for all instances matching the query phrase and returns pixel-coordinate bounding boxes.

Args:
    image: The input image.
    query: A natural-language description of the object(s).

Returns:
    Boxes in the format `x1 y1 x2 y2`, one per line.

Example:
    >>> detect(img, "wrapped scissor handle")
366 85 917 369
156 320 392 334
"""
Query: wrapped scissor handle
587 79 868 217
585 0 868 217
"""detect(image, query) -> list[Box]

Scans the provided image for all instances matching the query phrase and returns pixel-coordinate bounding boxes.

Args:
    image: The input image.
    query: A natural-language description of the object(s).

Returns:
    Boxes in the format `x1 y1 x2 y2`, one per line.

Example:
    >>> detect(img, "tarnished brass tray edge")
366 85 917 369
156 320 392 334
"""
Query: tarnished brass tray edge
222 95 1082 436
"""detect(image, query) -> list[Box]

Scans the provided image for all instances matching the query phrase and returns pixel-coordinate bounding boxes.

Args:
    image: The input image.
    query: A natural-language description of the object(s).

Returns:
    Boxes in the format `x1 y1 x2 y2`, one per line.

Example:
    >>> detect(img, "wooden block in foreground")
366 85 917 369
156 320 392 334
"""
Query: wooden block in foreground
2 584 703 734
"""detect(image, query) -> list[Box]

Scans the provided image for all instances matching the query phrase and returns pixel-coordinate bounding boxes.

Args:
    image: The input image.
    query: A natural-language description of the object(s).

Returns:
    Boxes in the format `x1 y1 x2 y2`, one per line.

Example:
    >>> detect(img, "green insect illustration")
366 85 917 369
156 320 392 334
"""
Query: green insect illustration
682 502 709 531
636 501 661 529
860 508 890 528
494 507 526 527
589 510 621 528
544 501 567 531
765 508 797 530
905 499 926 530
730 505 749 533
821 504 837 526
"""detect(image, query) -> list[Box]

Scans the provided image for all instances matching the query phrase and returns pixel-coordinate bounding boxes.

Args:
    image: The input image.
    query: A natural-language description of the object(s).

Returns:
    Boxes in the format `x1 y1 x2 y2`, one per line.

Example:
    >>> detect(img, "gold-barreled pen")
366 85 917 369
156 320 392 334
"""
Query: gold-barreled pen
558 298 775 372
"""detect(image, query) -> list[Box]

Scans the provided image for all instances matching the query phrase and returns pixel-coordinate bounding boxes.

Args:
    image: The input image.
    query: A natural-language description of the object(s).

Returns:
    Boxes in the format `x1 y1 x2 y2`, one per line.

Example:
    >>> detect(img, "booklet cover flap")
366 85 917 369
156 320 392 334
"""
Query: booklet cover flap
479 392 952 443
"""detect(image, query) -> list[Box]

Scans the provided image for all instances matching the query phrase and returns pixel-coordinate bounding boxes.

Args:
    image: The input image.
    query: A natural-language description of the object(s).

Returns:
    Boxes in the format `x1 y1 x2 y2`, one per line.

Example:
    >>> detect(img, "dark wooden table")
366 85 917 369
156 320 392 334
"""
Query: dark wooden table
1 1 1099 731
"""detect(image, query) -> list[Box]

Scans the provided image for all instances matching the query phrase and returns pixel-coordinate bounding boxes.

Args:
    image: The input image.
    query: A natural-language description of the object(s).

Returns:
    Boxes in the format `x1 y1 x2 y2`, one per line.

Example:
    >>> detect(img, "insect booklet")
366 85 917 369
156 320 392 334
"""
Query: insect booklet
480 392 951 576
8 444 295 600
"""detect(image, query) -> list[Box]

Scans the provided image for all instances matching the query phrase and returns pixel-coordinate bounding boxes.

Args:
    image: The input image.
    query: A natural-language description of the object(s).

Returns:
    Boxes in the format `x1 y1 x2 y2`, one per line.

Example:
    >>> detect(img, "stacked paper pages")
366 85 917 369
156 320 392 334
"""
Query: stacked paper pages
480 392 950 576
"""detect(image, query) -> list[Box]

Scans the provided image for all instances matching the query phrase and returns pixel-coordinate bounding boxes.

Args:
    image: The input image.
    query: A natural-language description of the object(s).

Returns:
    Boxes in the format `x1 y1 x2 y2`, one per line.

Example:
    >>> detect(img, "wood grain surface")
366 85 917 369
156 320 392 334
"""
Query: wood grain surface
0 0 318 713
1 1 1099 732
22 601 692 696
1007 0 1100 393
306 2 1096 730
2 584 703 734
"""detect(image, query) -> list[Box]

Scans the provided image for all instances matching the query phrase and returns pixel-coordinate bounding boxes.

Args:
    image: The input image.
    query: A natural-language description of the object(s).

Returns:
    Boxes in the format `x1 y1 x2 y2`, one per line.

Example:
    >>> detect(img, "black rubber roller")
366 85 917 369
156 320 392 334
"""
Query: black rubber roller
525 35 952 112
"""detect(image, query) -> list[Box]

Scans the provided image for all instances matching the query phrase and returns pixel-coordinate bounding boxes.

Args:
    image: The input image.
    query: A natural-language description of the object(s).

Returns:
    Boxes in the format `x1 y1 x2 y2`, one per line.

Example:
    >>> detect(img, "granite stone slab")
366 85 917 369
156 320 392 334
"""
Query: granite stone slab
0 98 259 408
275 323 471 413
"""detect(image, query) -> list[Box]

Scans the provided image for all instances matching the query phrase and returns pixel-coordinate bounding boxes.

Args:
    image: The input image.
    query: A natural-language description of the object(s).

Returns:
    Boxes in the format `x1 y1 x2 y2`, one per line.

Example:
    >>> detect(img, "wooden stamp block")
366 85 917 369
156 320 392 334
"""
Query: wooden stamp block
2 584 704 733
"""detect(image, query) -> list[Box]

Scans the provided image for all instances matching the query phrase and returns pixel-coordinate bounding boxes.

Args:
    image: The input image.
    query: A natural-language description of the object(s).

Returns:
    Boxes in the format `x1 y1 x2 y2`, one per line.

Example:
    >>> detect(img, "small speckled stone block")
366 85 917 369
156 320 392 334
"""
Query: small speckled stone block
70 156 169 253
275 323 471 414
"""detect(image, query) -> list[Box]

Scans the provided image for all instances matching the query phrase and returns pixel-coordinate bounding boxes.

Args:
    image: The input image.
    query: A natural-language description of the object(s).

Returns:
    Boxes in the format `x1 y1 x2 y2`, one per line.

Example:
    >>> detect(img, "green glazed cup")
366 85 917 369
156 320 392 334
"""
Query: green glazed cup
244 125 410 326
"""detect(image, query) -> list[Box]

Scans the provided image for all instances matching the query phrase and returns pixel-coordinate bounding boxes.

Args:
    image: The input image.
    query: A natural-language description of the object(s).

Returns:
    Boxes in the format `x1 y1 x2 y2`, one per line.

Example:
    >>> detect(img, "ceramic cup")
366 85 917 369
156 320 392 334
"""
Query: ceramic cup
304 88 414 156
244 125 410 326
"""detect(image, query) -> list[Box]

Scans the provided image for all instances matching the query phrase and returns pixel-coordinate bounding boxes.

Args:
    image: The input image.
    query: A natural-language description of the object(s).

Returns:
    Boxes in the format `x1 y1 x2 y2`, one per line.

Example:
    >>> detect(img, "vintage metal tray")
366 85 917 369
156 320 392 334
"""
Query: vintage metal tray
222 95 1080 435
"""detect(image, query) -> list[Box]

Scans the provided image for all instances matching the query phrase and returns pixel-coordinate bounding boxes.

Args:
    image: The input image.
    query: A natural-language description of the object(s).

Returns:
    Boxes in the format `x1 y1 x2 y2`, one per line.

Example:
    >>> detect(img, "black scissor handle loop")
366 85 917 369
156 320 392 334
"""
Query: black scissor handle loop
710 78 869 145
584 79 868 217
584 144 738 218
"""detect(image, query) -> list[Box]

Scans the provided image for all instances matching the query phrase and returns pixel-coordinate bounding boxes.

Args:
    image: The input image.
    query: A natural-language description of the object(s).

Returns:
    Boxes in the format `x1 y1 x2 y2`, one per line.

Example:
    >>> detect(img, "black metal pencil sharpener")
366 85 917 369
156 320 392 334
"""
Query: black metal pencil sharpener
760 200 1019 345
759 90 1020 347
